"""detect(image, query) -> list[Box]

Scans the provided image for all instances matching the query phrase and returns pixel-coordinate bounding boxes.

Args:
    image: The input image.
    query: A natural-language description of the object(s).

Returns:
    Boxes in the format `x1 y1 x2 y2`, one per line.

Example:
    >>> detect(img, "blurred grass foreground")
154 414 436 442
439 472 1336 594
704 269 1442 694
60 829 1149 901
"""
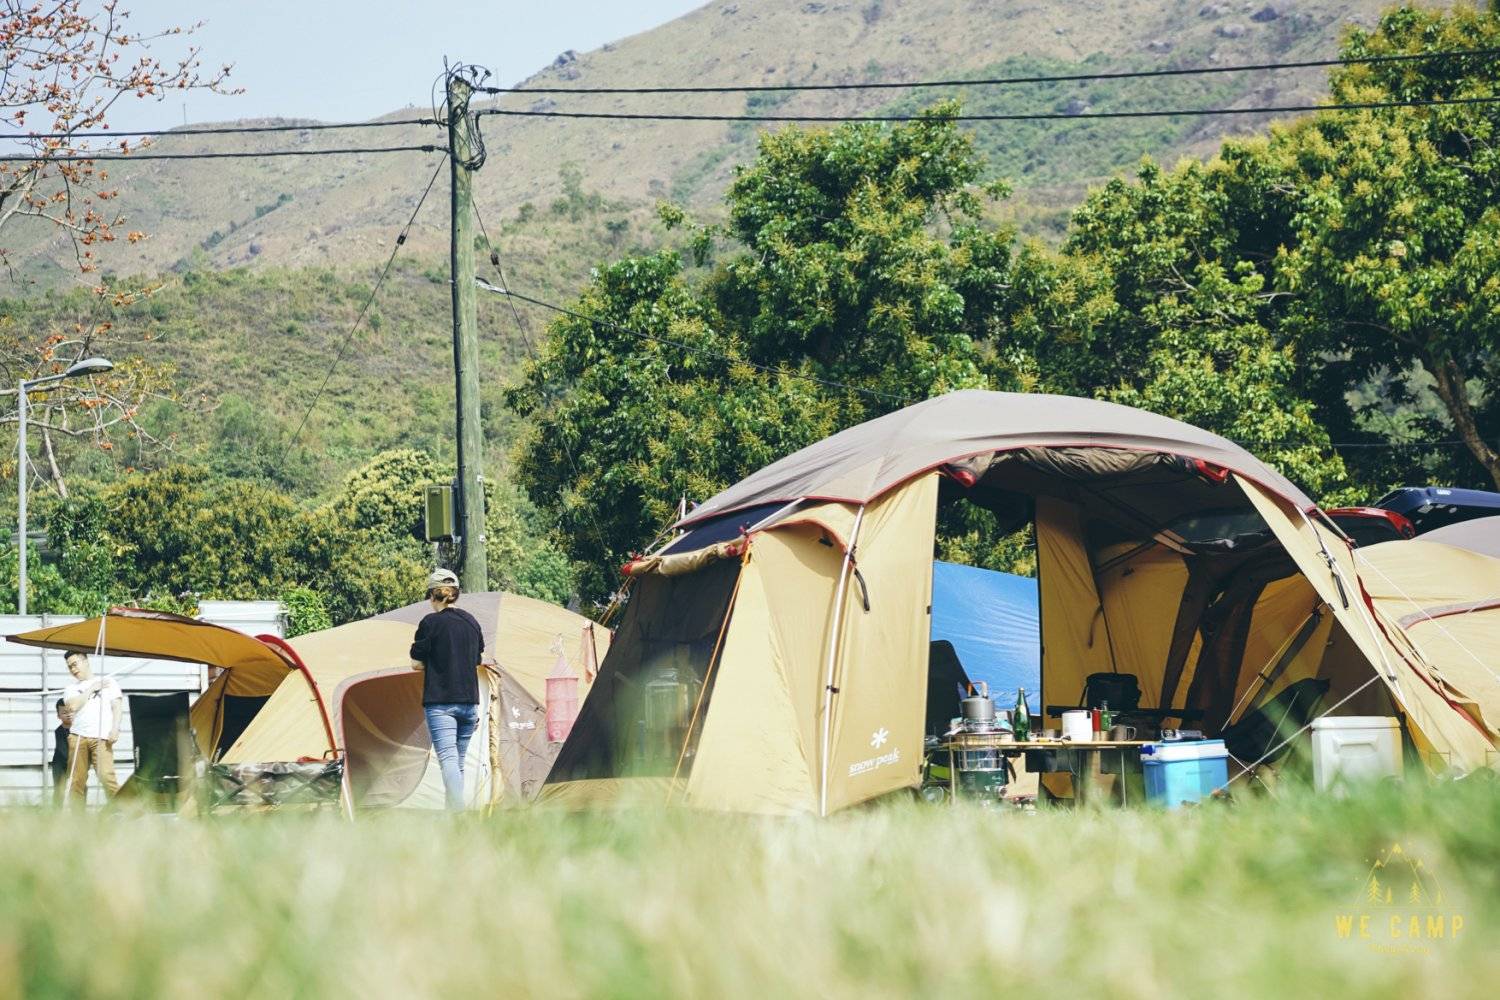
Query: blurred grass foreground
1 780 1497 999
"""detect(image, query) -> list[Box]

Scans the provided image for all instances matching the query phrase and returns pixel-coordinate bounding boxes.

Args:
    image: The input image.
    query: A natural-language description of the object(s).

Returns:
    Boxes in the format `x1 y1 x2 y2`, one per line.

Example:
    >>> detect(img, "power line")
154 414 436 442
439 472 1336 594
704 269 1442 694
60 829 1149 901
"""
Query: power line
283 159 445 453
479 94 1500 125
484 47 1500 95
0 117 442 142
470 200 636 564
0 144 444 163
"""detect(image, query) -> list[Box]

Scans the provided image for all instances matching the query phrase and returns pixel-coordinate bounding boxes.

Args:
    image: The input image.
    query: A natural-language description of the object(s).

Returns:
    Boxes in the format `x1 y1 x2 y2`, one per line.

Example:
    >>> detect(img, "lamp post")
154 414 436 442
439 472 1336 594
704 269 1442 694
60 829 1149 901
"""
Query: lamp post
15 357 113 615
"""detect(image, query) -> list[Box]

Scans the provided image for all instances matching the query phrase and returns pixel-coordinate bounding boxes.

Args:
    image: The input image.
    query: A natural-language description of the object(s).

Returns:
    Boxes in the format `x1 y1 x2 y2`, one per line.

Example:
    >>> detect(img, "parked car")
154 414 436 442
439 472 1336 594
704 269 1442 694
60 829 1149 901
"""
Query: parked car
1374 486 1500 535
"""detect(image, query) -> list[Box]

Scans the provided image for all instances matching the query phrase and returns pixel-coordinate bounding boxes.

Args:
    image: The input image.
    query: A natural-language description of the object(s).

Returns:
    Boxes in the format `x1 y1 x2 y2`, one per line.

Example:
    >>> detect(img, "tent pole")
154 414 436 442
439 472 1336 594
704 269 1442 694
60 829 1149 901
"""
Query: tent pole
818 504 866 818
1297 507 1405 701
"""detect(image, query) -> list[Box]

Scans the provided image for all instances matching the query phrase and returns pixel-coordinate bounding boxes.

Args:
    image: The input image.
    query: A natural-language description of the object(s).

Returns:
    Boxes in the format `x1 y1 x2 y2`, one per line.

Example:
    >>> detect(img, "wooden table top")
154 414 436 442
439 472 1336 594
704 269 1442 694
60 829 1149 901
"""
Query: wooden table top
937 736 1154 750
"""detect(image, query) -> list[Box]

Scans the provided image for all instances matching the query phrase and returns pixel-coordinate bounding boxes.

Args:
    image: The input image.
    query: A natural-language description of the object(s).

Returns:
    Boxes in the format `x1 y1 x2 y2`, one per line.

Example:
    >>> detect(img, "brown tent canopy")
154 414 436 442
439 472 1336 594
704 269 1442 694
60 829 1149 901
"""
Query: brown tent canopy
679 389 1313 528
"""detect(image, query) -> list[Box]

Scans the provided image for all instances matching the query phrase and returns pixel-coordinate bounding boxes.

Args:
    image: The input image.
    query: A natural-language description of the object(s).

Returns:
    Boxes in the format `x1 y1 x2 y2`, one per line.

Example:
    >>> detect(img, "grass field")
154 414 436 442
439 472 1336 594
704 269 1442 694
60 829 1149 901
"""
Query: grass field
2 780 1496 999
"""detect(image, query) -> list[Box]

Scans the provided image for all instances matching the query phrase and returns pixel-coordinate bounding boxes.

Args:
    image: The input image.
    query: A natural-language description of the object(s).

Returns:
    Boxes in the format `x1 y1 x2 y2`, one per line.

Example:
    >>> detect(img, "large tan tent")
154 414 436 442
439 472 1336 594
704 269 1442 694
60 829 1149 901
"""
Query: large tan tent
541 390 1500 815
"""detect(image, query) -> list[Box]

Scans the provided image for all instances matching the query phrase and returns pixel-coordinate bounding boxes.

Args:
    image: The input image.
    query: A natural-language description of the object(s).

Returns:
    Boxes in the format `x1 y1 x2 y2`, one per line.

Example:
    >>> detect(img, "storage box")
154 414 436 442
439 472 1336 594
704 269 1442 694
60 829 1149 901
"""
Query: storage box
1140 739 1228 808
1309 716 1402 794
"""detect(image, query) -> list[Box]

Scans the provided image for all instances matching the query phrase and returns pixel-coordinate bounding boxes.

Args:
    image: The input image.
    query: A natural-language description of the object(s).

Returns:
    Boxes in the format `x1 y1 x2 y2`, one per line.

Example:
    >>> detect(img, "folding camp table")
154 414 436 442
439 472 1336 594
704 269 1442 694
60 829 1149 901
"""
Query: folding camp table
938 733 1151 806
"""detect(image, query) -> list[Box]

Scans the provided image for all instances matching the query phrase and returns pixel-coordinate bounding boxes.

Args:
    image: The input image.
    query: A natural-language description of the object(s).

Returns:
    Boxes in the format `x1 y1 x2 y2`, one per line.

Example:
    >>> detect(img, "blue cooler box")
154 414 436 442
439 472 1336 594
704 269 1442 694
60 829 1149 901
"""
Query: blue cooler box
1140 740 1229 808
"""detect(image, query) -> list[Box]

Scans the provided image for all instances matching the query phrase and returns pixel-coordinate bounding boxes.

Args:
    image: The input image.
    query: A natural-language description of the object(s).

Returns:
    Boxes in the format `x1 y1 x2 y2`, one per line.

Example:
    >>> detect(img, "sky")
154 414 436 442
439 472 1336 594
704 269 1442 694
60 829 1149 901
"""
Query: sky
103 1 707 131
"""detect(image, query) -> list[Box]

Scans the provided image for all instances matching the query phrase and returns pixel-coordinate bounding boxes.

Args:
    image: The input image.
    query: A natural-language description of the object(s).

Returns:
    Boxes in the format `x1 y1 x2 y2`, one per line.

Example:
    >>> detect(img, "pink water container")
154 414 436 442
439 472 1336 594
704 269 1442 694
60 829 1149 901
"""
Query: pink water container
545 650 579 743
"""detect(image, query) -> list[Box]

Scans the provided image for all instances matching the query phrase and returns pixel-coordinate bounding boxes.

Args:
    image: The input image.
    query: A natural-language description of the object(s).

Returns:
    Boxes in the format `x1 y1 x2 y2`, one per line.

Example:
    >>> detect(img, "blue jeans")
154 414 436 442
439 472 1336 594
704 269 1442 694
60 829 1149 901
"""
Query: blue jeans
424 703 479 811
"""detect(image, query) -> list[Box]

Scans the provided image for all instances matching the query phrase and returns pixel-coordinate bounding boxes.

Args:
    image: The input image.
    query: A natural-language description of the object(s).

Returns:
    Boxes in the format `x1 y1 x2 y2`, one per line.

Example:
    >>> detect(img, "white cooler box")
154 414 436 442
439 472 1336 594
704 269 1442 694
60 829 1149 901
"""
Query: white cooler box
1309 716 1402 793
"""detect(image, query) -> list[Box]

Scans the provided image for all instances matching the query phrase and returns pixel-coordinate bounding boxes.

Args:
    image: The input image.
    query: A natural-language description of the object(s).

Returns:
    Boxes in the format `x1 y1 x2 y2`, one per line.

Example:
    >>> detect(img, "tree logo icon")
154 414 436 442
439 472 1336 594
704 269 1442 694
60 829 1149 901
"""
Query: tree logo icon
1357 843 1444 909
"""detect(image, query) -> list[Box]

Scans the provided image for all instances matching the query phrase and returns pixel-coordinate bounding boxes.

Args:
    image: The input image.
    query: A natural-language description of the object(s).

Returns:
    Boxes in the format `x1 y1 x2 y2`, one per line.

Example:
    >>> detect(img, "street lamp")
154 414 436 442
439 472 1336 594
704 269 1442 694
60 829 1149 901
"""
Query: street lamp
15 356 113 615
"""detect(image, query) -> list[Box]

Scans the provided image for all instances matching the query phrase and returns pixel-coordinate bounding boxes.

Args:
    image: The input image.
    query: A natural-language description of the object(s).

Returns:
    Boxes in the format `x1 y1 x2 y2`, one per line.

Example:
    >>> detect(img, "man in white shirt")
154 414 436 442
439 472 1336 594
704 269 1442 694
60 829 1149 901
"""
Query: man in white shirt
61 652 122 805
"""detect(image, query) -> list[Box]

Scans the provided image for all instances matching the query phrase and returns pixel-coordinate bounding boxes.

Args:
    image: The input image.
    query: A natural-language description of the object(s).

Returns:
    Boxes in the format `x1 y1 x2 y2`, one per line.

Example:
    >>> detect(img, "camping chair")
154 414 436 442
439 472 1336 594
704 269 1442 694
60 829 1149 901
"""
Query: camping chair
1221 677 1332 773
122 692 195 812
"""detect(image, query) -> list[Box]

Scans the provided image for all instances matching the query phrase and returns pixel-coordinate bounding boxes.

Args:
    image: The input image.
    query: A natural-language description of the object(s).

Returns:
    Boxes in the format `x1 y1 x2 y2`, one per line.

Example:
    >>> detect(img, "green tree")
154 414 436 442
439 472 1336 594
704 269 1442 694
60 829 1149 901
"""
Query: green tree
486 481 578 606
1023 157 1348 497
1271 5 1500 489
280 585 333 638
510 107 1018 600
322 448 439 545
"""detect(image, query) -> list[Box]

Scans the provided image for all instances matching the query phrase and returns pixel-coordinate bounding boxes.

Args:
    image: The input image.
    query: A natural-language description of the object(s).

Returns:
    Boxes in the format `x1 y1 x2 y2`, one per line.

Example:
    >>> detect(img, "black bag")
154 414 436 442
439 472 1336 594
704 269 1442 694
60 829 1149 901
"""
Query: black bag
1083 672 1141 713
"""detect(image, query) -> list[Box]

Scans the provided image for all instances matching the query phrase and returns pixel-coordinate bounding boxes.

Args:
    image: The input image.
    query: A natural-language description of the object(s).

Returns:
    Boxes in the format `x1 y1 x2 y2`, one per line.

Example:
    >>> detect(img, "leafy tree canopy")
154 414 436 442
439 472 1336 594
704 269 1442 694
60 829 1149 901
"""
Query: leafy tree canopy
509 106 1022 601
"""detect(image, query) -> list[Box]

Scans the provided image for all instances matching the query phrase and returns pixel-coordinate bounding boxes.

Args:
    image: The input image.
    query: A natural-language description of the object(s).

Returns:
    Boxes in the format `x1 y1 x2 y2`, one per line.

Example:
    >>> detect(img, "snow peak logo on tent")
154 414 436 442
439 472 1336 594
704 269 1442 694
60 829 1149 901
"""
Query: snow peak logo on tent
848 729 900 777
1334 842 1465 955
507 704 536 731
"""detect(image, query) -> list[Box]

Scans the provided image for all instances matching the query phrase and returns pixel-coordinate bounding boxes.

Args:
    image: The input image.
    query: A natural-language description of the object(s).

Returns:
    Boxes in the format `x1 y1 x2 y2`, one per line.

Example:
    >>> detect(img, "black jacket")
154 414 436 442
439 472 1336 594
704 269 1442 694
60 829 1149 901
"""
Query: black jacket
410 607 484 705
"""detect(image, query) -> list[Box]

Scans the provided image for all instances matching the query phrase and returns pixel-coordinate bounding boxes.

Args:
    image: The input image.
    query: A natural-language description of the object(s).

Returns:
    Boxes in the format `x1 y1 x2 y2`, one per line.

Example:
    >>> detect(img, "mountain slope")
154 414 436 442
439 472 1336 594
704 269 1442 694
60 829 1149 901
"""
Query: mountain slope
6 0 1440 289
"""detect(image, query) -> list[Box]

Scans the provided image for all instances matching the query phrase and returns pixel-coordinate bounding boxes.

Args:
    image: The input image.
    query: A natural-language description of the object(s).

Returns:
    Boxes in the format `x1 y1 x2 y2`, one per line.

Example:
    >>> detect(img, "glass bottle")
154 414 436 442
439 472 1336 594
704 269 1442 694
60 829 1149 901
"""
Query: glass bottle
1013 687 1030 741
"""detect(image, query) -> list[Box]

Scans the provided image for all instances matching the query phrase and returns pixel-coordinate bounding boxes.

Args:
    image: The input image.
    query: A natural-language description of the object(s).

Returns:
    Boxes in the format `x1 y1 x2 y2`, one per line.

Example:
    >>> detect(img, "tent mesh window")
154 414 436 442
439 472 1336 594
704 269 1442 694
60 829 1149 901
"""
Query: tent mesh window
550 560 741 783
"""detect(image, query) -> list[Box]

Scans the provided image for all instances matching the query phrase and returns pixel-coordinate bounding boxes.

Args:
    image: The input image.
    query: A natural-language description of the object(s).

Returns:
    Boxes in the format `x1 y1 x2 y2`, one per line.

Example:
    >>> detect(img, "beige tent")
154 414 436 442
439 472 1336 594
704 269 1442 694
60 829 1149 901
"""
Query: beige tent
1354 540 1500 753
9 595 608 811
225 592 608 810
542 390 1500 815
1419 516 1500 559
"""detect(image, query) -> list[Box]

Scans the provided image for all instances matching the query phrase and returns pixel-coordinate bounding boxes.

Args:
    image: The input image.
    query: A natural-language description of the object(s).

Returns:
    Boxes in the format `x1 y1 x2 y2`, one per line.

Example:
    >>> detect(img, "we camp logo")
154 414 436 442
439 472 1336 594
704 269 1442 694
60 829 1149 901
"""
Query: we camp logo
1334 842 1465 955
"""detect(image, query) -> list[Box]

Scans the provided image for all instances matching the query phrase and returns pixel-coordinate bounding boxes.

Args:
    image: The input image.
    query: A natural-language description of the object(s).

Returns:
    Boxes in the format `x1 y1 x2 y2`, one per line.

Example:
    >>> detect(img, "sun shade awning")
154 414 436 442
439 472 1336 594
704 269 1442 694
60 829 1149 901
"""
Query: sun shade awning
7 607 294 697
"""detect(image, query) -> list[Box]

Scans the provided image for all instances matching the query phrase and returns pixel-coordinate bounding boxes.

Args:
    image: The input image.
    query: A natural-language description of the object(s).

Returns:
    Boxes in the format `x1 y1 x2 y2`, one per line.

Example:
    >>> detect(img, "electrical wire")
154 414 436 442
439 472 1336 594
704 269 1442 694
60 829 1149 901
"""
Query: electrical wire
476 279 911 404
479 94 1500 124
470 198 629 566
0 144 444 163
484 47 1500 95
282 159 445 453
0 117 441 142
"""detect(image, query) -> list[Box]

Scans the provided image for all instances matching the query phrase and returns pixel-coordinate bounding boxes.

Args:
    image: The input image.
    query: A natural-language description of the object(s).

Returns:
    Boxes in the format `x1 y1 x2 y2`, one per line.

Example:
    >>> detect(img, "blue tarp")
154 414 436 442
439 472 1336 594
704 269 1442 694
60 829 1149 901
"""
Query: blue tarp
930 561 1039 711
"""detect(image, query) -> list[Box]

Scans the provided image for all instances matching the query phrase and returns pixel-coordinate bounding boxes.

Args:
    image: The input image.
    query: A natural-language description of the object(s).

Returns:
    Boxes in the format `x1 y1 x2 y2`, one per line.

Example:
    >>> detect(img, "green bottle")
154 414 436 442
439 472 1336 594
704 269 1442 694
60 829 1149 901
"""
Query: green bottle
1013 687 1030 741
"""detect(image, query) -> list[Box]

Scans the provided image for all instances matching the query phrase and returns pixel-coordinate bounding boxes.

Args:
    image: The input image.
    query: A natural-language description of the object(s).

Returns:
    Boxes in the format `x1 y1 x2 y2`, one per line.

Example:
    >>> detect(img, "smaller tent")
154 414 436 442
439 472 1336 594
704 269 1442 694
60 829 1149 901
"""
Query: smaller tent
1419 516 1500 559
8 595 609 811
225 592 609 809
930 561 1038 708
1355 539 1500 752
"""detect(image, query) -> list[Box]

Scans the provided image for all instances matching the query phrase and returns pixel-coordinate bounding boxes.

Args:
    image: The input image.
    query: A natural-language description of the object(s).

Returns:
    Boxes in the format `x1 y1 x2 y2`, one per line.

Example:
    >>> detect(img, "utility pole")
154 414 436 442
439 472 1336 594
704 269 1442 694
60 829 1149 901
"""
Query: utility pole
447 68 488 591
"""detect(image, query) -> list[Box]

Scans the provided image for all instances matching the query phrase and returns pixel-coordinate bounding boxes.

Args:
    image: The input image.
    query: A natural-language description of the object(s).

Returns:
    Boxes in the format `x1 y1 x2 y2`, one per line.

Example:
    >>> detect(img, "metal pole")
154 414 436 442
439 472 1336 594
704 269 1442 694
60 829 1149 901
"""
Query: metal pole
17 380 27 616
447 70 488 592
817 504 865 817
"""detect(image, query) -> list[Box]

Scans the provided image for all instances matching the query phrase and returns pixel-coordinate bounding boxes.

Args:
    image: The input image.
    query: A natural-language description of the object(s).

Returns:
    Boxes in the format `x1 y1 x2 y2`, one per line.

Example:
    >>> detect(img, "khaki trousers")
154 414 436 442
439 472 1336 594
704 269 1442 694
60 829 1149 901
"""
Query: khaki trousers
65 734 118 806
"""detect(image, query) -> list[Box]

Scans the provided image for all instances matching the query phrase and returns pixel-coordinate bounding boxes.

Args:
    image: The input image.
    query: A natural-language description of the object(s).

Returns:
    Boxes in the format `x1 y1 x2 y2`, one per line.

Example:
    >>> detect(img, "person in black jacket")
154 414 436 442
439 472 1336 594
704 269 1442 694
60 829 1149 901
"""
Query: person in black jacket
409 568 486 810
50 698 72 806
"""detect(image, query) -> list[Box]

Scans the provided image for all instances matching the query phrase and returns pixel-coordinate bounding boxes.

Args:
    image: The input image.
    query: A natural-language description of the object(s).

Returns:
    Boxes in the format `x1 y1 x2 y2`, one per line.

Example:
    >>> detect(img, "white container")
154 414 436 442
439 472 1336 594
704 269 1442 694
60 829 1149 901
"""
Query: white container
1061 710 1092 742
1310 716 1402 793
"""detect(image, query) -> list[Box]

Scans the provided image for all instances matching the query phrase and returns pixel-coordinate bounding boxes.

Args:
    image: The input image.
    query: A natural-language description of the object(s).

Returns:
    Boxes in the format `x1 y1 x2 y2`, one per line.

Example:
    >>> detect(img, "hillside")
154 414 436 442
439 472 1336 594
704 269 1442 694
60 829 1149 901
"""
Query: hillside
0 212 645 498
6 0 1439 289
0 0 1468 502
